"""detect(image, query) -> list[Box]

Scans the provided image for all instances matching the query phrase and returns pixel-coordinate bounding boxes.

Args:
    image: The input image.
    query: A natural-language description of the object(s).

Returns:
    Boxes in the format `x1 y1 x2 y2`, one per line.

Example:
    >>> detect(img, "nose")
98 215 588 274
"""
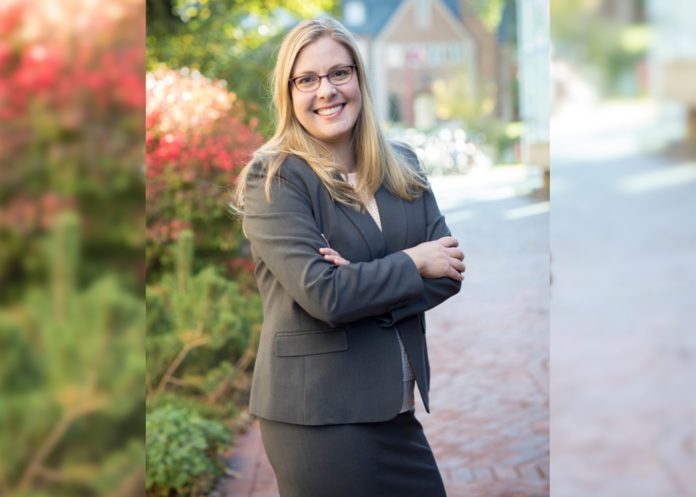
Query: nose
316 76 337 99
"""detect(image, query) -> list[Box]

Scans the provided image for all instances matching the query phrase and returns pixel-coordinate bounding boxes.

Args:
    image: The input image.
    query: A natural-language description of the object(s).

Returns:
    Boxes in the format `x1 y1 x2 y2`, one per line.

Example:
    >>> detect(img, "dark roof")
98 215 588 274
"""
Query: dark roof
496 0 517 45
341 0 461 37
441 0 461 18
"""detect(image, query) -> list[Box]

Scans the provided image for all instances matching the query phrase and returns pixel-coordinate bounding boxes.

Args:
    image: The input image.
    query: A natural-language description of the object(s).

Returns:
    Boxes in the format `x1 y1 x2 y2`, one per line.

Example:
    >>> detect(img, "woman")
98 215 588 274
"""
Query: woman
234 16 465 497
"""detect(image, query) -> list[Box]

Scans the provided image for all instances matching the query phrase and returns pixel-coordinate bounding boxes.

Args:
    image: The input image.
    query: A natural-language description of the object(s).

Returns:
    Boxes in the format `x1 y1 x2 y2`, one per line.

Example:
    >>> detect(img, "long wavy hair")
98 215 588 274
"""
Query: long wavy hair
233 16 428 212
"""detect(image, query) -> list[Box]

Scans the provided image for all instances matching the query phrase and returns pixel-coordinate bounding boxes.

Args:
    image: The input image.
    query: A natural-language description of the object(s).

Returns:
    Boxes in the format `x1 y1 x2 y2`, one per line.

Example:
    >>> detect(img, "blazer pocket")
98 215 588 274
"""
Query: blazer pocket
274 329 348 357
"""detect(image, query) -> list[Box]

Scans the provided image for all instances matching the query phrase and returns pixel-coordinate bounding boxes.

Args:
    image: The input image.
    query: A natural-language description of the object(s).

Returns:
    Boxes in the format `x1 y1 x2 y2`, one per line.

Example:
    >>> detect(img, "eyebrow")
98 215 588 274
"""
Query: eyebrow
291 63 353 77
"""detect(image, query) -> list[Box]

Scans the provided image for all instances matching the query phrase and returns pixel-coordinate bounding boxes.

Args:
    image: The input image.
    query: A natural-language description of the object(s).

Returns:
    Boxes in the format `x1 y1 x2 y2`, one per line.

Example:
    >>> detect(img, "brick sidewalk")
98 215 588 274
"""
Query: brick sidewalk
550 148 696 497
218 188 550 497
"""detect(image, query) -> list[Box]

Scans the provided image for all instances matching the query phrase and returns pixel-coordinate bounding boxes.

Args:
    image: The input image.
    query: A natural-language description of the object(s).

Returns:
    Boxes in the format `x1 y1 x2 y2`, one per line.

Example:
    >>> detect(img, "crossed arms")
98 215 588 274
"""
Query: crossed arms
242 160 464 327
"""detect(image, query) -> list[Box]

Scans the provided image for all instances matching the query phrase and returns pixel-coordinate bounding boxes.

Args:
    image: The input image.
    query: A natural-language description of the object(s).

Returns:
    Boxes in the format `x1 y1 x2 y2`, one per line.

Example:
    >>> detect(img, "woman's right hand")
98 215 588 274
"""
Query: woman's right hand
402 236 465 281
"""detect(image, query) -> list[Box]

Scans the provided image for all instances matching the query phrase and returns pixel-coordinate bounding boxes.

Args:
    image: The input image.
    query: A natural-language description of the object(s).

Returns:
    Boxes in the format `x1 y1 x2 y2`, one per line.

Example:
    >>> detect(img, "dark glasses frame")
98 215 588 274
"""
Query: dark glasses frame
289 64 357 92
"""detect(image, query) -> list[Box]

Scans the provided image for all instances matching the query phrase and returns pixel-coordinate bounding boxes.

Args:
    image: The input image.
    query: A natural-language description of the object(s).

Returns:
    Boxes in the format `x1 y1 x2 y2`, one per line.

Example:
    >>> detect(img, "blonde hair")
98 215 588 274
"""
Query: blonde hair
233 16 428 212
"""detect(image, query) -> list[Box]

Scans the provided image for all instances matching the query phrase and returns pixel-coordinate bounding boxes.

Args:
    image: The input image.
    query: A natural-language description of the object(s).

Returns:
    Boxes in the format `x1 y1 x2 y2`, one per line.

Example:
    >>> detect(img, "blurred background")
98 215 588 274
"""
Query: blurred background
1 0 145 496
3 0 694 495
551 0 696 496
1 0 552 496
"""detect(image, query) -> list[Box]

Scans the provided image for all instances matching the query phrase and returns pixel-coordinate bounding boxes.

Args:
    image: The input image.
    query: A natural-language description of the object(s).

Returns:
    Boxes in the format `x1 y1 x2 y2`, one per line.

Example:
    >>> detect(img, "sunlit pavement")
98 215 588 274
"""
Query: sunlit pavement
551 100 696 497
218 167 550 497
422 172 550 497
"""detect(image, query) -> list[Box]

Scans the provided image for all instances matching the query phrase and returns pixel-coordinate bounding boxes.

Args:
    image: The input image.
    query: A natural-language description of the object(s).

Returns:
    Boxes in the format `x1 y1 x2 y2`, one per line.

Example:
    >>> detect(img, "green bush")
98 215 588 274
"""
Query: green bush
146 231 262 409
0 212 145 497
146 404 230 497
145 230 262 494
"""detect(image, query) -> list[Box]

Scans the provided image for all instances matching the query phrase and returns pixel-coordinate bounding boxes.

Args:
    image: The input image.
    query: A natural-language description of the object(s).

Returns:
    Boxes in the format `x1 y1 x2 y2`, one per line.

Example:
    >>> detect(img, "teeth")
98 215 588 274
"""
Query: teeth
316 104 343 116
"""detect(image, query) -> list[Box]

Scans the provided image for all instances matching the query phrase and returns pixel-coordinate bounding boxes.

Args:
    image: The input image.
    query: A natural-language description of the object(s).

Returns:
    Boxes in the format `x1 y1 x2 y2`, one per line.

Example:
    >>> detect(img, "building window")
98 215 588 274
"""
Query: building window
446 43 464 63
345 1 366 26
387 43 403 68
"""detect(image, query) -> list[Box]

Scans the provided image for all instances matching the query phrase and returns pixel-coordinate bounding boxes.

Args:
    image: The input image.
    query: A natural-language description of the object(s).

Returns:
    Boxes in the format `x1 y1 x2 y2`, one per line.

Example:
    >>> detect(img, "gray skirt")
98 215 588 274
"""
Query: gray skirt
258 409 447 497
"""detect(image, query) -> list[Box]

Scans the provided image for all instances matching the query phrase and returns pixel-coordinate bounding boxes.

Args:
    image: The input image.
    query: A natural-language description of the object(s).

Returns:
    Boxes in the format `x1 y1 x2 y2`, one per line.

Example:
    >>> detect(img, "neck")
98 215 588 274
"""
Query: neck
327 140 356 174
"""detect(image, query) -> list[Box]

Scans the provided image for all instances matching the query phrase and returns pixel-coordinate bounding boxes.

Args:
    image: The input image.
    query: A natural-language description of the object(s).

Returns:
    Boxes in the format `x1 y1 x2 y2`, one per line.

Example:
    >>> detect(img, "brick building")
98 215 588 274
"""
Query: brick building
341 0 503 128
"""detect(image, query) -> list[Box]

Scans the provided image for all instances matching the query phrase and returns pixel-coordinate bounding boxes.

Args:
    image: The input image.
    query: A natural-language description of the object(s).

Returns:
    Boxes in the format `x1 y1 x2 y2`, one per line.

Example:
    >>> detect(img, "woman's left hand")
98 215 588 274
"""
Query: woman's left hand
319 247 350 266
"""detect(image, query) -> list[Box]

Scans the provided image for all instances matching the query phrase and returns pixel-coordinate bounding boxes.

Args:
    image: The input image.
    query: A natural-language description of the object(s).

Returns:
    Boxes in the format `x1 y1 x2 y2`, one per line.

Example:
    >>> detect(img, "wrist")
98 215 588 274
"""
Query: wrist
402 248 422 273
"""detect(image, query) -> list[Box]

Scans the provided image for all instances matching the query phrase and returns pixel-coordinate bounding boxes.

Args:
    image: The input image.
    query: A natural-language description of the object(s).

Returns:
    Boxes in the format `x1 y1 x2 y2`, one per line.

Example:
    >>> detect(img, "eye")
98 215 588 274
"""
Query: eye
296 75 317 85
332 68 350 78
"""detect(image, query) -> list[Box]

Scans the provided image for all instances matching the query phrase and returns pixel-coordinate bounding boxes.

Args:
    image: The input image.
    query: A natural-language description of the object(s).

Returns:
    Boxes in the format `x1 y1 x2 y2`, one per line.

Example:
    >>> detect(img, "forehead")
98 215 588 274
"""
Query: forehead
292 37 353 74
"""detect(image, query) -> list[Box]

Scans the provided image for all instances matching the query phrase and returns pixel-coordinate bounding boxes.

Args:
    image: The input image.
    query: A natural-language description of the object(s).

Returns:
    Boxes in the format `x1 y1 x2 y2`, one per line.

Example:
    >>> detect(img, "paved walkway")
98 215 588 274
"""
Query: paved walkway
551 100 696 497
217 174 550 497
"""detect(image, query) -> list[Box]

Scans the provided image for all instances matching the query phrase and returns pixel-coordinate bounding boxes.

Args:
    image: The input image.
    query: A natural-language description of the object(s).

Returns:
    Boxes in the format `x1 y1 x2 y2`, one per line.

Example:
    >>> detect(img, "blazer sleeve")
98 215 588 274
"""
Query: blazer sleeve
242 161 425 326
376 148 462 327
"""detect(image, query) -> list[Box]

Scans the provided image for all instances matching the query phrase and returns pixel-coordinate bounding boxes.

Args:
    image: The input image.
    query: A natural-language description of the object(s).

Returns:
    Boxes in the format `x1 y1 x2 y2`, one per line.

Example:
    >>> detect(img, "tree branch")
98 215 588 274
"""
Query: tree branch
16 396 104 493
151 333 208 399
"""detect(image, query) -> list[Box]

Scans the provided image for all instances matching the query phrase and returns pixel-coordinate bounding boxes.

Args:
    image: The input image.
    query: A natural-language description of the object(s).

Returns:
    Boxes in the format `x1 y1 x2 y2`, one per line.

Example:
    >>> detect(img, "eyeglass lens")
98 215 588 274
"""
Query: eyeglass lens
294 66 354 91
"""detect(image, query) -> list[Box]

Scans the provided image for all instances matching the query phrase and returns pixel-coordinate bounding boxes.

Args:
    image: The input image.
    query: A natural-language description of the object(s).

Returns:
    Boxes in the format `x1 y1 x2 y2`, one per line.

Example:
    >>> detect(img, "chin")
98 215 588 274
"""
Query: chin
313 121 356 144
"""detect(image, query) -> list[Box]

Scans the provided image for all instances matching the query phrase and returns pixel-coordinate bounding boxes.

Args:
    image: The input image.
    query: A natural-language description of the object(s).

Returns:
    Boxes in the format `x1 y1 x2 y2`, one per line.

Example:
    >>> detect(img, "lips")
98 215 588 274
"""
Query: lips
314 103 345 117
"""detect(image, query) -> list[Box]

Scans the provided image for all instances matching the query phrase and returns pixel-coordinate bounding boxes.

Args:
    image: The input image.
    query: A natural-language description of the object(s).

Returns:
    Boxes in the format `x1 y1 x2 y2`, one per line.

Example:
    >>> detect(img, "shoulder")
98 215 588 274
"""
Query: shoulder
250 153 317 183
389 140 428 187
245 153 321 207
389 140 423 173
390 140 417 160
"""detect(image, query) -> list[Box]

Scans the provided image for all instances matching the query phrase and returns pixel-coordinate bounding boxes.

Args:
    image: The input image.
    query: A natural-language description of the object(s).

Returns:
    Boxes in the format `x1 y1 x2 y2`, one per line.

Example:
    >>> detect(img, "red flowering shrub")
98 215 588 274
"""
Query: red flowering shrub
145 67 263 282
0 0 145 298
0 0 144 152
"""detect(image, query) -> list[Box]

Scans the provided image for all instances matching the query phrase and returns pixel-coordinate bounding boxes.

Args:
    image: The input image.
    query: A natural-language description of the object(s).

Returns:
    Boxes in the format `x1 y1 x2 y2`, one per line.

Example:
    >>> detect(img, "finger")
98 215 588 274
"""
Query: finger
447 266 464 281
324 254 350 266
449 258 465 272
320 248 344 259
324 254 340 265
437 236 459 248
445 247 465 260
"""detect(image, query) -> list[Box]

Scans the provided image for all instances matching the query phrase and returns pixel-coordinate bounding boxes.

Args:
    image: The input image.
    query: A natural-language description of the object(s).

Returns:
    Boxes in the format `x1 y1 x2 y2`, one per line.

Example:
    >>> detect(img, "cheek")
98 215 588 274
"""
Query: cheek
350 85 362 111
291 94 311 124
292 91 311 112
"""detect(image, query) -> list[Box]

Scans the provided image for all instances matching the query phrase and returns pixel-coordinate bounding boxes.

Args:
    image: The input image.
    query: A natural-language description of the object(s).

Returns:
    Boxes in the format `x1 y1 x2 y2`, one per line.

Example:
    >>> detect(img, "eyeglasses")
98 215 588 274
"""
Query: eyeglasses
289 65 356 92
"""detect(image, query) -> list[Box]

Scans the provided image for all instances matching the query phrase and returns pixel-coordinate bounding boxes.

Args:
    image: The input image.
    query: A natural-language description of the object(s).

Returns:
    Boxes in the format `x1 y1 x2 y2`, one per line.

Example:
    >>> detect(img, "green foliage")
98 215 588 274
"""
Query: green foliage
0 212 145 497
145 230 262 494
2 2 145 496
146 404 230 497
145 228 261 494
146 230 262 406
146 7 274 490
468 0 508 32
552 0 648 97
432 70 480 121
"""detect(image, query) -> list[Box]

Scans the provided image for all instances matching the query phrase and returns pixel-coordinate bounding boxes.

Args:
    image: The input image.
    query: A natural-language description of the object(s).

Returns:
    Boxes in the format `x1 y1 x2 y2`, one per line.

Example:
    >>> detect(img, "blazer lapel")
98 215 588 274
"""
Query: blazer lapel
375 185 408 252
335 202 386 259
334 184 408 258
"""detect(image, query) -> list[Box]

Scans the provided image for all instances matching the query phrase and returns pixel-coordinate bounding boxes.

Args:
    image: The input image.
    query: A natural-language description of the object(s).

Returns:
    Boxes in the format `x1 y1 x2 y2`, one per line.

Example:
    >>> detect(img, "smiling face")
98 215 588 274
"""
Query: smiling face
290 36 362 150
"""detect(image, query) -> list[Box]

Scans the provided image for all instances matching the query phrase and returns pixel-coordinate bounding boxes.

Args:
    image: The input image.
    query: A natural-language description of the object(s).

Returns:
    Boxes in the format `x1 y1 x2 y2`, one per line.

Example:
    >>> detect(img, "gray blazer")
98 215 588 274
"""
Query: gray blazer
242 144 461 425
